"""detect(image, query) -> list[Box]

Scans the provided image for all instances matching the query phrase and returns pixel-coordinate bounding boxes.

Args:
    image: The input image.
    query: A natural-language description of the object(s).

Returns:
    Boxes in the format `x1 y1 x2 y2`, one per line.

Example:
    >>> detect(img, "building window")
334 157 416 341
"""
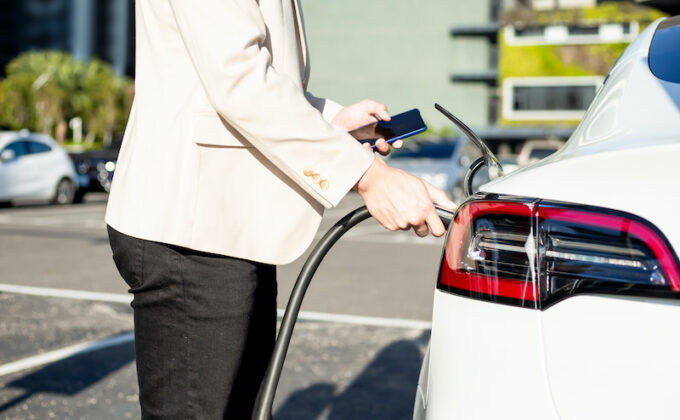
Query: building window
567 26 599 36
513 85 596 111
505 22 639 45
502 77 603 121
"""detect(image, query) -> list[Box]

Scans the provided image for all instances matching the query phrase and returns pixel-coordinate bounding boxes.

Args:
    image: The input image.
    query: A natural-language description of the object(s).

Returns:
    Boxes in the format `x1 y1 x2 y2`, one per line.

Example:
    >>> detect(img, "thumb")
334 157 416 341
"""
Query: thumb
423 181 457 210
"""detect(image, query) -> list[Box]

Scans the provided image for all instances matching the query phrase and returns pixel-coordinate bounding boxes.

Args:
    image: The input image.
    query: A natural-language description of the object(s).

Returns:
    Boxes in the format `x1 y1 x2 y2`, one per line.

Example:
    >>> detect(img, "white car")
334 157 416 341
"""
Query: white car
416 16 680 420
0 131 78 206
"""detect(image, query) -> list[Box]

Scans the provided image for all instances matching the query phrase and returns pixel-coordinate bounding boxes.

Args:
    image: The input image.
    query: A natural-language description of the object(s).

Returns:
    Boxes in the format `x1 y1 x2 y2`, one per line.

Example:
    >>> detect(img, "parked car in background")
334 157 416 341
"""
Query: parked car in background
516 138 564 167
448 139 520 203
0 131 78 206
386 139 462 193
387 137 521 203
415 16 680 420
69 140 120 202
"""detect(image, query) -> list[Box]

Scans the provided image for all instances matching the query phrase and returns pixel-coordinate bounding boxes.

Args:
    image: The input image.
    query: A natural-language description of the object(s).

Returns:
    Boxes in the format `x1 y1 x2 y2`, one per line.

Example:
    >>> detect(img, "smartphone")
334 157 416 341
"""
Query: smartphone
349 108 427 148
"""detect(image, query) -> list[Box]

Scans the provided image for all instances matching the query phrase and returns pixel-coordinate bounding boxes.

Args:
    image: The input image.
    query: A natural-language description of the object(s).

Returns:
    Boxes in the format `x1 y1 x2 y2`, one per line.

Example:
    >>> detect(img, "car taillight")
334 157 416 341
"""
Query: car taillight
439 200 539 309
438 197 680 309
538 204 680 307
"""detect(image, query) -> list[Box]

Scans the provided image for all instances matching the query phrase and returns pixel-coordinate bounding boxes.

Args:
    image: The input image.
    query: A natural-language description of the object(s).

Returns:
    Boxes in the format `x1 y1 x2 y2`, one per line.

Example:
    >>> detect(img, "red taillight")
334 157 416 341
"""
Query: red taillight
439 200 539 309
438 197 680 309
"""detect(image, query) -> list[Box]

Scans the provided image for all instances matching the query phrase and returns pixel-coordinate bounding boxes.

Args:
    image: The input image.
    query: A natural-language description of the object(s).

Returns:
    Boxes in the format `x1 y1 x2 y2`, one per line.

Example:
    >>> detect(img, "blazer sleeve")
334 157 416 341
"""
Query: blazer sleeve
305 92 344 124
169 0 373 208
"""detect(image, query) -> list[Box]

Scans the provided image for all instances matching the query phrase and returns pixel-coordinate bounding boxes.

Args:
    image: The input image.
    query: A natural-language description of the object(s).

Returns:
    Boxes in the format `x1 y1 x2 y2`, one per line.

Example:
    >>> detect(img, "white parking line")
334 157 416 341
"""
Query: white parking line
0 333 134 377
0 283 431 329
280 309 431 330
0 284 131 304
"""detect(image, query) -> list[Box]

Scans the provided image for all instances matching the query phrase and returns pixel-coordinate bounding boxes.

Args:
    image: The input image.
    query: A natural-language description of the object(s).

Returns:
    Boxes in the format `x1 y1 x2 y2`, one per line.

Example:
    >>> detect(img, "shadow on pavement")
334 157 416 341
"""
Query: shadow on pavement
0 336 135 414
276 331 429 420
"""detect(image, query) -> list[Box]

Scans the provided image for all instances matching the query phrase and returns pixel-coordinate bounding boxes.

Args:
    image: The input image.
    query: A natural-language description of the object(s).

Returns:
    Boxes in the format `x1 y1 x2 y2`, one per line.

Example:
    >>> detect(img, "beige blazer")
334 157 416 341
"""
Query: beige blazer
105 0 374 265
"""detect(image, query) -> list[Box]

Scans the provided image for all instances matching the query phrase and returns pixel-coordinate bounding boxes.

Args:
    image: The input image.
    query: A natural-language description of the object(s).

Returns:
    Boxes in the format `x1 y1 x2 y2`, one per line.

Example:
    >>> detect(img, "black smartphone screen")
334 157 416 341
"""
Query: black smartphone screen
348 108 426 147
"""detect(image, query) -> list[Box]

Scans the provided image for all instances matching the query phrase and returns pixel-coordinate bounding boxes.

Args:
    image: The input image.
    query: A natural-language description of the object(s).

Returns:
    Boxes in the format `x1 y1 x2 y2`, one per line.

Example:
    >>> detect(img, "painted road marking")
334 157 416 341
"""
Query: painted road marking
282 309 431 330
0 283 431 330
0 283 131 304
0 332 134 377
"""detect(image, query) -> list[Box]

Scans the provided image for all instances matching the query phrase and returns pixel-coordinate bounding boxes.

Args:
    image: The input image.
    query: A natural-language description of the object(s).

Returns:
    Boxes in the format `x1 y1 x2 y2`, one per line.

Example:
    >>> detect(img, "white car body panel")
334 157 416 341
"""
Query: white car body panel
422 292 557 420
420 18 680 420
541 295 680 420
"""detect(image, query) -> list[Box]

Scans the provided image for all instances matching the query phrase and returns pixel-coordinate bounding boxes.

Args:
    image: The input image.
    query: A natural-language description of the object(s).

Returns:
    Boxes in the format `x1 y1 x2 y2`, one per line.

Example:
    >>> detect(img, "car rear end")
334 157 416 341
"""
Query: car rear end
416 17 680 420
418 192 680 419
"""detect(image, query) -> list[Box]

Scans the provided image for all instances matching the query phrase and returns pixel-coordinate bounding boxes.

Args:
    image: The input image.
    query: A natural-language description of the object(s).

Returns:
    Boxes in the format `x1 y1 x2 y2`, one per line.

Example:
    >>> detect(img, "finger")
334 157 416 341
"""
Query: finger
391 139 403 149
375 103 390 121
425 208 446 237
423 181 457 210
362 142 373 151
413 222 429 237
374 139 390 155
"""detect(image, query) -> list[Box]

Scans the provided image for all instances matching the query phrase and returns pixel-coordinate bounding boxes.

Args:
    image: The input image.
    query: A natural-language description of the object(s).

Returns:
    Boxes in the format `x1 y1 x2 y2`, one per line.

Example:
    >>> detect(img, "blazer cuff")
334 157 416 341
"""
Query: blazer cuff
317 144 374 208
321 98 344 123
305 92 344 123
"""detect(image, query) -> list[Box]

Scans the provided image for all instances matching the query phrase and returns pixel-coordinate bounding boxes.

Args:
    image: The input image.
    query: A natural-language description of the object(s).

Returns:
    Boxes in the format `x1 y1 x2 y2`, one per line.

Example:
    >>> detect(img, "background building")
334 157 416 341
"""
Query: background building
303 0 669 152
300 0 493 132
497 0 665 147
0 0 134 77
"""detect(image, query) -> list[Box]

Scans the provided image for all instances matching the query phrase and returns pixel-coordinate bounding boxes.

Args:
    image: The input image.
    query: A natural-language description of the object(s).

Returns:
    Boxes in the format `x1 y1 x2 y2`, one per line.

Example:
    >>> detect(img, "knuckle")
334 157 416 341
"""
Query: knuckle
407 215 421 226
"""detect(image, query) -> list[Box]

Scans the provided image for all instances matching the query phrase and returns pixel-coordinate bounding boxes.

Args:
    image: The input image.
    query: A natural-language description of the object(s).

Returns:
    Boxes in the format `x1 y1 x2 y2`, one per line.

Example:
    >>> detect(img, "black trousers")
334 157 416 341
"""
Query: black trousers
108 226 277 420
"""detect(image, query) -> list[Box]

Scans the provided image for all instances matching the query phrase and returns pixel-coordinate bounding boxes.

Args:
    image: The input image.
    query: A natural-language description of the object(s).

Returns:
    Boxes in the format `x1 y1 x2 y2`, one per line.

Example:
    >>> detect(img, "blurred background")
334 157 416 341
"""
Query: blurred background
0 0 674 204
0 0 676 418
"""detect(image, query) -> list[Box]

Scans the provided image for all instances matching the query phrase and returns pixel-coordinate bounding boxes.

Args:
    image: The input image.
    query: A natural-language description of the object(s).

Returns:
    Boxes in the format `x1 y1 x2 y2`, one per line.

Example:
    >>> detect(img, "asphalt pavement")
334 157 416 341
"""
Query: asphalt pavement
0 193 447 419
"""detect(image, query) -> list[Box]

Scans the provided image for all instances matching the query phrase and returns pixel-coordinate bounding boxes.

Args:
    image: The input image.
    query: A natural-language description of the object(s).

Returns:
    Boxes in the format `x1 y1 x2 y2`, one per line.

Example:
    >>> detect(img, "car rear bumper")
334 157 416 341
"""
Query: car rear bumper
420 290 558 420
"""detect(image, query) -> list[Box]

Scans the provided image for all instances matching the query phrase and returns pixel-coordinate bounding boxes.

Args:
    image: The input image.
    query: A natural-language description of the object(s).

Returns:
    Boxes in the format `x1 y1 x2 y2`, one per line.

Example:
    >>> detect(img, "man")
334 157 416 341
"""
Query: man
106 0 455 418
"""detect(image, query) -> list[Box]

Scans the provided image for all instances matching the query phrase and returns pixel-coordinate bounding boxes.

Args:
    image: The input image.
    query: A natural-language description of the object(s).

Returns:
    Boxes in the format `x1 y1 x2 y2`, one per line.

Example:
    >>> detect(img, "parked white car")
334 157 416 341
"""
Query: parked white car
416 16 680 420
0 131 78 206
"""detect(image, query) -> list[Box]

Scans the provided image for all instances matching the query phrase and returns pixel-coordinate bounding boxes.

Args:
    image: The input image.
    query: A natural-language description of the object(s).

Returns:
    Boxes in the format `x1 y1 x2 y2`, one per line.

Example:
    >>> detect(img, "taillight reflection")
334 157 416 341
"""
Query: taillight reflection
438 197 680 309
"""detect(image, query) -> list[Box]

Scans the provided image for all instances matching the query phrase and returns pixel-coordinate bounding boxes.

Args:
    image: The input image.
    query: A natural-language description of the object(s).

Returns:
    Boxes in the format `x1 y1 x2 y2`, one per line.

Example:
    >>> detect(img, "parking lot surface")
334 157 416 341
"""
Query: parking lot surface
0 193 444 419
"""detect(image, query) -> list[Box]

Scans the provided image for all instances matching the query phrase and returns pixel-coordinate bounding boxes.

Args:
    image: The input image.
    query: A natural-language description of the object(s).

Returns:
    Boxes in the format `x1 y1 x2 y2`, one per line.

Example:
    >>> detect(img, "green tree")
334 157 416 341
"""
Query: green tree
0 73 37 131
0 51 133 145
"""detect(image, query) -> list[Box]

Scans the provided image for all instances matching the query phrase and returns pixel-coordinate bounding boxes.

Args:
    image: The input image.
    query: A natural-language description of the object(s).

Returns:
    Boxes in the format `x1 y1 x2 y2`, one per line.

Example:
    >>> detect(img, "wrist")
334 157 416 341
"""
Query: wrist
354 155 385 193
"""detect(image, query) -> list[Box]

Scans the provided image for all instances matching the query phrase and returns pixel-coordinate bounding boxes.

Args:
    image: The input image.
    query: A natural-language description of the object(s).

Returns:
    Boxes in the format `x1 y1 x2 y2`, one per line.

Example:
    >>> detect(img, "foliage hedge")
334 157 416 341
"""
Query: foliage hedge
0 51 133 145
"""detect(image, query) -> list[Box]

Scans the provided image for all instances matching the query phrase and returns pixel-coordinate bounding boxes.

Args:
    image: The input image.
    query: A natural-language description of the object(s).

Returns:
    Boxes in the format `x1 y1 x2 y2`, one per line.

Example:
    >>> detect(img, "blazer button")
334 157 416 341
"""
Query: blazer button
311 173 321 183
303 167 313 177
319 180 330 190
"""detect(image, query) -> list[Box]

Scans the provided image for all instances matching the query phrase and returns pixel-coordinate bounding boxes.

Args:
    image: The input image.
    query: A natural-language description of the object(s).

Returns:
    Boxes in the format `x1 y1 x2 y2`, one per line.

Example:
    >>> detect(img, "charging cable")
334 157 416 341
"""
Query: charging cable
252 205 455 420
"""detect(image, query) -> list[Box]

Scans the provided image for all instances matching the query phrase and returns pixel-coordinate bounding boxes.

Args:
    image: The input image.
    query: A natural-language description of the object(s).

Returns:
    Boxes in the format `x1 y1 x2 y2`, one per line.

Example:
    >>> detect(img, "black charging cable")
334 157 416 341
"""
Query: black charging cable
252 205 455 420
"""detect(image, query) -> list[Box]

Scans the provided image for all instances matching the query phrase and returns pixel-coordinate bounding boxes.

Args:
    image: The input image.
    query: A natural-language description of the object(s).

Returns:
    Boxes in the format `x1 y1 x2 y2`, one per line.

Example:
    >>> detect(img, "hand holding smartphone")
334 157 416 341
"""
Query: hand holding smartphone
348 108 426 149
